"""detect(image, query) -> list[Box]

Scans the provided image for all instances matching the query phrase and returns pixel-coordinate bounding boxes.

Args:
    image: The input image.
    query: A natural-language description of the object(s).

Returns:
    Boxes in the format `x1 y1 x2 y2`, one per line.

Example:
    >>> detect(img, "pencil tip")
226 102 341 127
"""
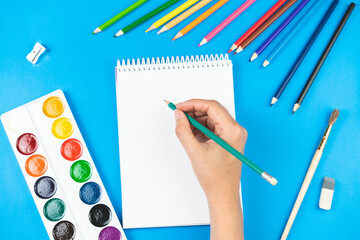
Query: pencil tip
146 25 156 33
114 30 124 37
250 53 258 62
292 111 295 115
292 103 300 114
93 27 101 34
235 47 243 54
263 60 269 67
158 26 167 34
199 39 207 46
271 97 278 106
228 44 237 53
173 32 182 41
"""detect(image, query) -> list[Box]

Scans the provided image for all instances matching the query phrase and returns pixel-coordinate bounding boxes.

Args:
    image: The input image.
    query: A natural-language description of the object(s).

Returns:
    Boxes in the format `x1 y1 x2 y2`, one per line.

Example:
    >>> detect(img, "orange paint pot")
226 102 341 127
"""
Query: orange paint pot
43 97 65 118
25 154 48 177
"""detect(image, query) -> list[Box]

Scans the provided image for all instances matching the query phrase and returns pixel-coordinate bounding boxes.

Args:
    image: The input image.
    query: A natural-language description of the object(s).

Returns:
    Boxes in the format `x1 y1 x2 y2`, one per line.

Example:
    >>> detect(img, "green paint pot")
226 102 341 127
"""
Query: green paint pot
43 198 66 221
70 160 92 183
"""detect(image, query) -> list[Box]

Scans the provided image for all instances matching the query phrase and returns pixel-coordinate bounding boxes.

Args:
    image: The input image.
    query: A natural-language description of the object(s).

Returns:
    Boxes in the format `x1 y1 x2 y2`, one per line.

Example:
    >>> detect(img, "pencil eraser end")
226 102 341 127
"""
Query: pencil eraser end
319 177 335 210
270 178 278 186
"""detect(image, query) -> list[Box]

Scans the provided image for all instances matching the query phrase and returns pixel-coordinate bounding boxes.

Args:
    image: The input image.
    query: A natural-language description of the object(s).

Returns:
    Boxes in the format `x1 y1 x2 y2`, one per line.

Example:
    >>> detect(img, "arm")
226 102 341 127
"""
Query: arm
173 99 246 240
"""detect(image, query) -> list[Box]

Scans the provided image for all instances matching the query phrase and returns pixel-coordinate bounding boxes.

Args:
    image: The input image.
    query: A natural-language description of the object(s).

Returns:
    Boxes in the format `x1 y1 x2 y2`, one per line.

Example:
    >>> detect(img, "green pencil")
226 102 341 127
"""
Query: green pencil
165 100 277 186
114 0 181 37
93 0 148 34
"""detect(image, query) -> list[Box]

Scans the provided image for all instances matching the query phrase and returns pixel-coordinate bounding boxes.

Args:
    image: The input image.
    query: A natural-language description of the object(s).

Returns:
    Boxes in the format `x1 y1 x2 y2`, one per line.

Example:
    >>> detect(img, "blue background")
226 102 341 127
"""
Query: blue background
0 0 359 239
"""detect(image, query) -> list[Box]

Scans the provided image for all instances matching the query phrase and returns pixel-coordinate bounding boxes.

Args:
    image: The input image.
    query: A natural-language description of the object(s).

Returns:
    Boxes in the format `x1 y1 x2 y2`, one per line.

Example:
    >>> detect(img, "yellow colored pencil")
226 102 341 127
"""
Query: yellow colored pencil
146 0 200 32
173 0 229 40
158 0 213 34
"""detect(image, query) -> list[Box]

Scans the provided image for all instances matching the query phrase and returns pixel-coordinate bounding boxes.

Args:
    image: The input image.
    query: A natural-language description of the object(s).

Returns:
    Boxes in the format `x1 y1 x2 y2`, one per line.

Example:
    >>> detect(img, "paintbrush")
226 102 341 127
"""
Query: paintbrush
280 109 339 240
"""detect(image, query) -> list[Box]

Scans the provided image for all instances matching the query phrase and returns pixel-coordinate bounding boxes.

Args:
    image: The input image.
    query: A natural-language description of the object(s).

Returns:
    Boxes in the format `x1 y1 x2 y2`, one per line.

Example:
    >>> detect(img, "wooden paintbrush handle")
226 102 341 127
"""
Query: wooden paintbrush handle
280 149 323 240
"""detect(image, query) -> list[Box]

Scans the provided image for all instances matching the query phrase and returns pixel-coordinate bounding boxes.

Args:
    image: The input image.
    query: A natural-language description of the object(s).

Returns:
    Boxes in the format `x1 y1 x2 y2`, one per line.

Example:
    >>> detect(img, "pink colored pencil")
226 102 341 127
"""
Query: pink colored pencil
199 0 256 46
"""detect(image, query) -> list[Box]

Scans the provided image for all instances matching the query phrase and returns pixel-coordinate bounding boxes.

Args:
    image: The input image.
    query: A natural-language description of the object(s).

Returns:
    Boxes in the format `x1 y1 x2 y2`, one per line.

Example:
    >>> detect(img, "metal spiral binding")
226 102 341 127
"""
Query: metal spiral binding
116 54 231 72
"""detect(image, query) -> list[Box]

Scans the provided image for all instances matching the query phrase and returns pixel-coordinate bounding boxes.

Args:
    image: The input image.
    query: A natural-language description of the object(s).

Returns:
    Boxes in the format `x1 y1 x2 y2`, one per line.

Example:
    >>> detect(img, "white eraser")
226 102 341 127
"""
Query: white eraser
319 177 335 210
26 42 46 64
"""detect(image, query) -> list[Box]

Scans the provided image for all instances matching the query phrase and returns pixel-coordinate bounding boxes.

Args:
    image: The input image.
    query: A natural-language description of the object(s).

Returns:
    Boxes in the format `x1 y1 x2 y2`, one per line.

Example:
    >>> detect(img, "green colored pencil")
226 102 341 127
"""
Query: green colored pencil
93 0 148 34
114 0 181 37
165 100 277 186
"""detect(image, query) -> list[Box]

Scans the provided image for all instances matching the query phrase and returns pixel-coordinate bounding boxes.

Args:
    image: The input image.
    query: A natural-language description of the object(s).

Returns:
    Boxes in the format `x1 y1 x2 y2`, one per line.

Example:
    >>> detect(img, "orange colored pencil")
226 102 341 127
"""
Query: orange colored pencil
173 0 230 40
158 0 213 34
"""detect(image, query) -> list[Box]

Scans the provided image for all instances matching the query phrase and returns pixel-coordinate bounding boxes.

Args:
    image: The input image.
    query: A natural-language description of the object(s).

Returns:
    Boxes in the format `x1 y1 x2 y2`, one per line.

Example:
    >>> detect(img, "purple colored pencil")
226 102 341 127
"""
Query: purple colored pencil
250 0 311 61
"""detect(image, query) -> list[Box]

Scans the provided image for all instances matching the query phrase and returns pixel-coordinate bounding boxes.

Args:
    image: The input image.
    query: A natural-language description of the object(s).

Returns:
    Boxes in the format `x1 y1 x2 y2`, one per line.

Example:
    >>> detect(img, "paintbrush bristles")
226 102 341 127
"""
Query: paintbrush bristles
329 109 339 126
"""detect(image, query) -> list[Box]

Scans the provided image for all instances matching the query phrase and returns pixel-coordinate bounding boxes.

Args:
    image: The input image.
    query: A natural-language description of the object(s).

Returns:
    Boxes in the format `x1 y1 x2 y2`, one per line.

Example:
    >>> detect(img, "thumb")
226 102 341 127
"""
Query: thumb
174 109 201 155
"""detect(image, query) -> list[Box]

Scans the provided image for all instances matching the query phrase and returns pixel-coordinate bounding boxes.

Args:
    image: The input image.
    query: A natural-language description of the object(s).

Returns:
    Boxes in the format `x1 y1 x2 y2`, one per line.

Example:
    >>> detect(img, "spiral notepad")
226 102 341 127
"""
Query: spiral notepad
116 54 236 229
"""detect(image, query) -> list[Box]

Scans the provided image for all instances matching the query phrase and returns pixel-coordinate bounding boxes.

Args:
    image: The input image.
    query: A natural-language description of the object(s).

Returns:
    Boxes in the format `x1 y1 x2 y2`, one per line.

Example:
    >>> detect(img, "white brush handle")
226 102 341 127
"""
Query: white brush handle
280 149 323 240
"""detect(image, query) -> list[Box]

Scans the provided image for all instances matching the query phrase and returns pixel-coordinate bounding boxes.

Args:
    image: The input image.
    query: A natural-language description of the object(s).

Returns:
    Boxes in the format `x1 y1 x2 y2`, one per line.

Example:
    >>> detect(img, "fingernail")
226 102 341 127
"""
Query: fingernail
174 110 181 120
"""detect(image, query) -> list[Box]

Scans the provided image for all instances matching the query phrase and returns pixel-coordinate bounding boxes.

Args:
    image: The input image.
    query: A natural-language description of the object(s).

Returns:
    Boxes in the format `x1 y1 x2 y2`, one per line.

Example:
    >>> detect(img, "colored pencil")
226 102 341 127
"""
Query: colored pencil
280 110 339 240
164 100 278 186
263 0 325 67
199 0 256 46
293 2 355 114
93 0 148 34
158 0 213 34
235 0 298 54
228 0 287 53
173 0 230 41
146 0 200 32
270 0 338 107
114 0 181 37
250 0 311 62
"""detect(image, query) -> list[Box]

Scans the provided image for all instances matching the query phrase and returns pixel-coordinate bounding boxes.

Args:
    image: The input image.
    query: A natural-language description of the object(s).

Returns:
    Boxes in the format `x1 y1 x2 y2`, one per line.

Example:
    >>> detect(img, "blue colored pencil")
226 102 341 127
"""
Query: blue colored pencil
270 0 338 107
292 2 356 114
250 0 311 62
263 0 325 67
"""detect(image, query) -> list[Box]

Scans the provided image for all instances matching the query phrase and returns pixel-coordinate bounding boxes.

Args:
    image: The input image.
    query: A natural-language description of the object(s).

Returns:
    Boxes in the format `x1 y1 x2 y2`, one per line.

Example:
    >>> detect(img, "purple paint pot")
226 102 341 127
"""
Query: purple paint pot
98 226 121 240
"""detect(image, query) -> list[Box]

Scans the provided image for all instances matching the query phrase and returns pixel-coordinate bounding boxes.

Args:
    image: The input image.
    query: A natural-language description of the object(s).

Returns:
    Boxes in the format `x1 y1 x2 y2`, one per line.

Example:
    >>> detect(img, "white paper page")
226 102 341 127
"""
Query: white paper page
116 55 236 229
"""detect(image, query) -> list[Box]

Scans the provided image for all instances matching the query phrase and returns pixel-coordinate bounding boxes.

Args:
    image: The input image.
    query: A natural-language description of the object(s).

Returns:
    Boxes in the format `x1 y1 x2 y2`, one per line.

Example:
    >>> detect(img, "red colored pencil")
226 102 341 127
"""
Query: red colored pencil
228 0 287 53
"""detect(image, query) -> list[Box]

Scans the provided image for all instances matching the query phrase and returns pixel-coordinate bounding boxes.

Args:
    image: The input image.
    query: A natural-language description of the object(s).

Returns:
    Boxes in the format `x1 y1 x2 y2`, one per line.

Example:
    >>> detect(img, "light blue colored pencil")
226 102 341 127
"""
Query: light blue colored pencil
263 0 325 67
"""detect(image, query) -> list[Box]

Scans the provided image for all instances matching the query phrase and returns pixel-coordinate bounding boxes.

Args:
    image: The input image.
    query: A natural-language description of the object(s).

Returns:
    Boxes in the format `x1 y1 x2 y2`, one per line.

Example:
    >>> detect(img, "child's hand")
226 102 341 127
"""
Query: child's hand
174 99 247 202
174 99 246 240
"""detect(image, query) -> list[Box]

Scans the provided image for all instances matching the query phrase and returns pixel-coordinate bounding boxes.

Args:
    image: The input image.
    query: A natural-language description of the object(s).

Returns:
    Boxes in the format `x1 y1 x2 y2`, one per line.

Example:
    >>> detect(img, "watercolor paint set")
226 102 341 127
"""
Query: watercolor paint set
1 90 126 240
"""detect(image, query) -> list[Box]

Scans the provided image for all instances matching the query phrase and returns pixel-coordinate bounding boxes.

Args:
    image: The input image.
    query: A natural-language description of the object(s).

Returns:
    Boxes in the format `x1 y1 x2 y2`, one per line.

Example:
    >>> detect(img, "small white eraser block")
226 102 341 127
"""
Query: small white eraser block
319 177 335 210
26 42 46 64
